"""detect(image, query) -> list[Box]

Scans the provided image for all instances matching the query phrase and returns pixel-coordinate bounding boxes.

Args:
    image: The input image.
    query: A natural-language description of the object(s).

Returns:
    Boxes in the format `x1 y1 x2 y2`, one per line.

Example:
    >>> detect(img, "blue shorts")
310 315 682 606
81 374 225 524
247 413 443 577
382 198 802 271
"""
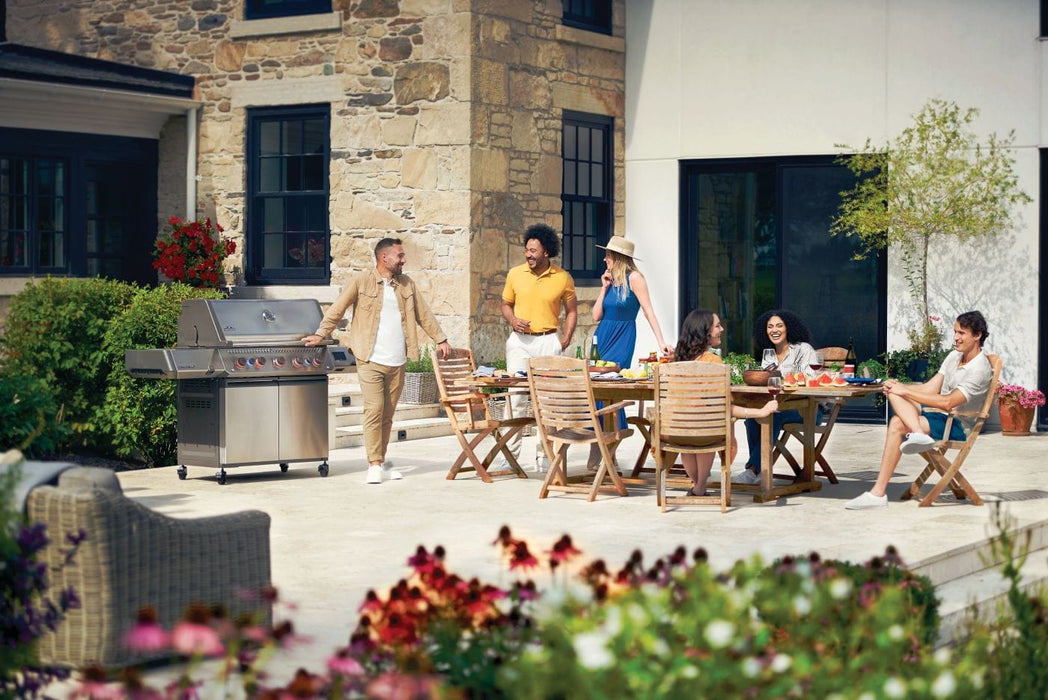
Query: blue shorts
922 411 966 441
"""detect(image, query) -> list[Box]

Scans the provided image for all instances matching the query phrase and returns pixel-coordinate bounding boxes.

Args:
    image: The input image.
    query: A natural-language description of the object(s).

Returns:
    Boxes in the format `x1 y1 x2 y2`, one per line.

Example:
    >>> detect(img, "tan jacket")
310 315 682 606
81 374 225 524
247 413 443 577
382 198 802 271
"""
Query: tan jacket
315 269 446 362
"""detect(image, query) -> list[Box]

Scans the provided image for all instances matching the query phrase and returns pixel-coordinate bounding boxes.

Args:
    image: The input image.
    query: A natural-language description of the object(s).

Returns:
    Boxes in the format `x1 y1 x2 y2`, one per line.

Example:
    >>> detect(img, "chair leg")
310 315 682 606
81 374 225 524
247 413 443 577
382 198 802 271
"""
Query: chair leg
447 430 494 482
490 426 530 479
538 443 569 499
589 439 628 502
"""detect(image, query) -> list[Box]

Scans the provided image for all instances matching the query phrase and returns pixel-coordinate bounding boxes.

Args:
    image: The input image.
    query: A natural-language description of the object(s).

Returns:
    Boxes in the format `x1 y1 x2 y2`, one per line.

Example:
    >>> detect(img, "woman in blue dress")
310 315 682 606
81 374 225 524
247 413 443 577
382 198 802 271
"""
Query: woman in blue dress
587 236 673 468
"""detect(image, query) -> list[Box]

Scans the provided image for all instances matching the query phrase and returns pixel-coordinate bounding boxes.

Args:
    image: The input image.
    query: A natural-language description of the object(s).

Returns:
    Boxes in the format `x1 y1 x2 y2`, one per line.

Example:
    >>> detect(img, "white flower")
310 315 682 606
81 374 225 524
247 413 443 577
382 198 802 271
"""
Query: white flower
770 654 792 673
933 647 952 665
857 693 875 700
627 603 647 624
652 638 669 657
573 631 614 670
931 671 957 697
741 657 761 678
704 619 735 649
792 595 812 615
681 665 698 679
603 607 622 636
829 578 852 599
884 677 906 698
888 624 904 641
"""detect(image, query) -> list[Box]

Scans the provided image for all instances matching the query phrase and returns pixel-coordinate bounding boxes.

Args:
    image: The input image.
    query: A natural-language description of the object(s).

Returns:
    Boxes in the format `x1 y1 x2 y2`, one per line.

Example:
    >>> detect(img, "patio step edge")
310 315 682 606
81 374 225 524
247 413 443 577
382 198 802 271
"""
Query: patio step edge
910 518 1048 586
333 417 454 449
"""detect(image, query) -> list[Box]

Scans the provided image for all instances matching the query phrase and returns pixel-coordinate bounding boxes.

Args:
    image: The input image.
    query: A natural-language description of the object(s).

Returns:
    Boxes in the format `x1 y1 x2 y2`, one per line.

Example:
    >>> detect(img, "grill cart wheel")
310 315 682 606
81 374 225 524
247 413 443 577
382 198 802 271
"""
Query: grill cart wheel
280 462 289 473
216 470 227 485
177 466 188 480
318 463 329 477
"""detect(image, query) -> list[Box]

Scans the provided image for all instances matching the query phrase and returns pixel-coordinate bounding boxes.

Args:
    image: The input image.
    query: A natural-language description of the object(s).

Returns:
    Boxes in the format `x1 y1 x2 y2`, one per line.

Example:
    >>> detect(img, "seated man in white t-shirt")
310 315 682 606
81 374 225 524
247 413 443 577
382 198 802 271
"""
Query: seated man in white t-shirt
846 311 993 510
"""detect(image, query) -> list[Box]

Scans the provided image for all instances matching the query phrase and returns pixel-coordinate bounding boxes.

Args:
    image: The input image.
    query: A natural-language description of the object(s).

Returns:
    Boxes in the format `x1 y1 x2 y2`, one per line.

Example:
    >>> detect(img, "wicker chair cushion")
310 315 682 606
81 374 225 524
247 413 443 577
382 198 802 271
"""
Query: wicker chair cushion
58 466 122 493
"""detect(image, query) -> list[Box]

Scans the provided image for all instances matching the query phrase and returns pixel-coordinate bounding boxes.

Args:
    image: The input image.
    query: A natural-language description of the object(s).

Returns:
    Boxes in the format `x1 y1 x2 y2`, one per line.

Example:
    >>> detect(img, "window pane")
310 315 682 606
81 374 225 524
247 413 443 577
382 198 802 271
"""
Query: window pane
591 129 603 163
302 154 324 190
286 157 303 191
563 159 576 194
263 198 284 232
284 121 302 155
590 163 602 198
260 157 281 192
578 127 590 161
563 124 577 160
303 118 326 153
577 162 589 196
263 232 285 268
260 122 281 156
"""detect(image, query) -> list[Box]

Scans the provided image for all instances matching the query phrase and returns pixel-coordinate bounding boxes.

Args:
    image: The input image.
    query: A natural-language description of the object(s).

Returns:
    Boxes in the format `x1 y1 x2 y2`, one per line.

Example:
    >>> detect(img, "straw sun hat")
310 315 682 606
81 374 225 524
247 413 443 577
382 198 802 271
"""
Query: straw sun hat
595 235 639 261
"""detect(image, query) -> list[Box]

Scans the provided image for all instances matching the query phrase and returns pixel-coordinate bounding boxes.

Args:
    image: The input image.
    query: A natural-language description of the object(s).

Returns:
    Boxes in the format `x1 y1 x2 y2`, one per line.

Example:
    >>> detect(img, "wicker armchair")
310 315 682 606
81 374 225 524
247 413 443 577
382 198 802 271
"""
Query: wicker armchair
25 466 271 668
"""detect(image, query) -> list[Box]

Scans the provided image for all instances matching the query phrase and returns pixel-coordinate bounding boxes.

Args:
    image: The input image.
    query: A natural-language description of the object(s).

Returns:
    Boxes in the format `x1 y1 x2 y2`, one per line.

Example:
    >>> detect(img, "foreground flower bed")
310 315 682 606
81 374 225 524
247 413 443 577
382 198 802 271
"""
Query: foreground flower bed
7 499 1043 698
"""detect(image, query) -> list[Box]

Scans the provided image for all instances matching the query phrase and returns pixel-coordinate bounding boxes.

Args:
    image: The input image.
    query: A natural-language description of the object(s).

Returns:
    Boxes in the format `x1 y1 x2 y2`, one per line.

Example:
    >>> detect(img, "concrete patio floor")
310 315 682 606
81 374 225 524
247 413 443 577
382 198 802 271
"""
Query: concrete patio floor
93 422 1048 688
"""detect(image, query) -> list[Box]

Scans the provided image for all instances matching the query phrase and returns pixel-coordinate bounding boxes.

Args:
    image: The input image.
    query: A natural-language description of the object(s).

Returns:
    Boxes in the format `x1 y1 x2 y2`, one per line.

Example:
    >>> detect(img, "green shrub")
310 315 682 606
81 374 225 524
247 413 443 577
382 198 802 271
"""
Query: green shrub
0 374 69 456
723 352 758 385
0 278 136 451
99 283 223 466
404 344 435 373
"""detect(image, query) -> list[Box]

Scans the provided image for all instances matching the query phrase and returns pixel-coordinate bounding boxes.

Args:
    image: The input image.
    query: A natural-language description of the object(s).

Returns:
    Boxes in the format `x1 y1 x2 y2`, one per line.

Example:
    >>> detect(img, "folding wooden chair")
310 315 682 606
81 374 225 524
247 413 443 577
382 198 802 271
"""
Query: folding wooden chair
652 362 734 513
902 353 1002 507
527 356 634 502
432 347 532 482
772 346 848 484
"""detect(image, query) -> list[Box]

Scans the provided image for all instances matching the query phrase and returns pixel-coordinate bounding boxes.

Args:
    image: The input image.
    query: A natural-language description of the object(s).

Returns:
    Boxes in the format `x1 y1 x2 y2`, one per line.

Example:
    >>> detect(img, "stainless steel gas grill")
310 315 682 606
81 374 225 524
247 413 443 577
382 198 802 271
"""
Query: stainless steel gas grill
125 299 354 484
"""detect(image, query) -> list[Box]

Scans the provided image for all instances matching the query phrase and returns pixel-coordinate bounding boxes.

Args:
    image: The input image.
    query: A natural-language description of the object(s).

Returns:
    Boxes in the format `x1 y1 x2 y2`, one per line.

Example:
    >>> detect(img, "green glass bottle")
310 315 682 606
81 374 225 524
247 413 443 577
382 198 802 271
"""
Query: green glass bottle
589 335 601 362
575 345 582 359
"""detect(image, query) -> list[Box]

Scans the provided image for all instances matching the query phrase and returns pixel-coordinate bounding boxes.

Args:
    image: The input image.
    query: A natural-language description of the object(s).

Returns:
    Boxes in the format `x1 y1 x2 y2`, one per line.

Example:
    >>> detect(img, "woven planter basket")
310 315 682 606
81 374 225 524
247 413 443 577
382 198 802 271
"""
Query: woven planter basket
400 372 439 405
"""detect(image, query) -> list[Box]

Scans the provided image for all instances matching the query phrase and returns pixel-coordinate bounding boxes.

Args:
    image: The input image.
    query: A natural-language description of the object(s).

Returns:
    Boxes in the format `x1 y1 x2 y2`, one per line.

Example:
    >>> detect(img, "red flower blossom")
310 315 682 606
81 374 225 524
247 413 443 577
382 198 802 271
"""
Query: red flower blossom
549 534 582 565
124 606 169 653
152 216 235 289
509 541 538 572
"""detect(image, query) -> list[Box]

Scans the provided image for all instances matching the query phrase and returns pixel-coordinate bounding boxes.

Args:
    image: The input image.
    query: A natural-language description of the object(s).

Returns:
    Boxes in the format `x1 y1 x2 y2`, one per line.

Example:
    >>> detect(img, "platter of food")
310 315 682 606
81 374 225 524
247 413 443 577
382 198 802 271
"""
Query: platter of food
781 371 849 389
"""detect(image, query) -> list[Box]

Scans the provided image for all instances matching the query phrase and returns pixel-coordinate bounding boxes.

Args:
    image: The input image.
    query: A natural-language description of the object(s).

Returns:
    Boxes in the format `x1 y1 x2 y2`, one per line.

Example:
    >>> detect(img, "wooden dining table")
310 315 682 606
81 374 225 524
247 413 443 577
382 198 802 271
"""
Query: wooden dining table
472 374 882 502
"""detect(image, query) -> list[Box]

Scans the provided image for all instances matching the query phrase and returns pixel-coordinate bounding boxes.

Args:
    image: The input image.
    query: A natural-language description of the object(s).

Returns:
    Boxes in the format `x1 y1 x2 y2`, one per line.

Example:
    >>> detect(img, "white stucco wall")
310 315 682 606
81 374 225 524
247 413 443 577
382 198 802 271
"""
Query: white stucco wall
625 0 1041 388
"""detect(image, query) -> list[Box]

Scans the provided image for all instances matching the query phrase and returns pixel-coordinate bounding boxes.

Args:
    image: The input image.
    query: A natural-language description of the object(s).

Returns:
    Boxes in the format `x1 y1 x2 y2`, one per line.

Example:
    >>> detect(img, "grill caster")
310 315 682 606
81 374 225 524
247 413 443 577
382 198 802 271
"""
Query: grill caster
318 462 329 477
216 470 227 485
177 465 188 480
279 462 289 473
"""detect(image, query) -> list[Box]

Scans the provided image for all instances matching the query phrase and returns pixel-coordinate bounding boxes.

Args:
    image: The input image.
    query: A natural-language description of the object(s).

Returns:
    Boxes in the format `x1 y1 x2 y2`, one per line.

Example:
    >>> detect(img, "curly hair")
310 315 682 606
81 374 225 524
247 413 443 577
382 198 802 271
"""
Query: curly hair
675 309 716 362
956 310 989 346
524 223 560 258
752 309 813 358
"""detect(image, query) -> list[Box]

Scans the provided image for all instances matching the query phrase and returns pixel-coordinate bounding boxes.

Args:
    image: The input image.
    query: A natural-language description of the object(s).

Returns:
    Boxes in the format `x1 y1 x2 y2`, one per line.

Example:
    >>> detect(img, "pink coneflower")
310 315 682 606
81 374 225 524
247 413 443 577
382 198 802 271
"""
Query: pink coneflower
71 666 124 700
326 649 366 677
509 541 538 572
358 589 384 614
548 534 582 564
124 607 169 653
492 525 517 549
171 608 225 657
366 672 443 699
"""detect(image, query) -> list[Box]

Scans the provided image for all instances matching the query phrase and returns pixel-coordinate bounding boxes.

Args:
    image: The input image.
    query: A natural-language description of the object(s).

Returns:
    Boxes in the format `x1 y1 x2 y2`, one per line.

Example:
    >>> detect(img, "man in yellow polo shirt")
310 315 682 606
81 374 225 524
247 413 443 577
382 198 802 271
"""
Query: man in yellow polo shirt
500 223 578 466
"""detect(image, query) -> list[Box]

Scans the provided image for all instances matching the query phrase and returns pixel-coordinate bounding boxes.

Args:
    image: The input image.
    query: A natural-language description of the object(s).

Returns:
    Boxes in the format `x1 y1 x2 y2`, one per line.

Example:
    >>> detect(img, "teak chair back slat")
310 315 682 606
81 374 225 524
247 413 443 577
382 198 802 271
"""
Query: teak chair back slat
652 362 734 513
527 356 634 502
432 347 533 482
903 353 1002 506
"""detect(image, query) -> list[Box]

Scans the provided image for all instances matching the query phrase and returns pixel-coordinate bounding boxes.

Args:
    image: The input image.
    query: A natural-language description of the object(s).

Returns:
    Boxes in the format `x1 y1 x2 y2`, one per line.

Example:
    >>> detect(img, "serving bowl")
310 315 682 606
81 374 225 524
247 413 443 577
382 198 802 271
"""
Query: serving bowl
742 369 781 386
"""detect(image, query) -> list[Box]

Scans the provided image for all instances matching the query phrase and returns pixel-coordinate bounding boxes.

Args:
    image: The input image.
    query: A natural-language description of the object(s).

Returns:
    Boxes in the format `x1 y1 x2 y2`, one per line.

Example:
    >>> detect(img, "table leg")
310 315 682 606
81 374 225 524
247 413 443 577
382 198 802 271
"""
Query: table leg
800 398 818 483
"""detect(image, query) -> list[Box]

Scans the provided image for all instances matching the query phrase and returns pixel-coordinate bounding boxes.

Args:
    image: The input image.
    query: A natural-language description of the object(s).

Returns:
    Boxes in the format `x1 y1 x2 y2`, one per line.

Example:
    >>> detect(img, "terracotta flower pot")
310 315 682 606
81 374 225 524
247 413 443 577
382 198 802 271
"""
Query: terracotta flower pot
998 399 1035 436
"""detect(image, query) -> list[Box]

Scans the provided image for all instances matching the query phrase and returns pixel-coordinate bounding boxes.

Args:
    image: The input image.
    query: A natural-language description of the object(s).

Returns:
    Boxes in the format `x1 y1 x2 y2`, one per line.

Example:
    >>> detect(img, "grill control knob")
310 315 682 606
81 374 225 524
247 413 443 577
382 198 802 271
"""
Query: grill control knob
234 357 247 369
311 356 322 367
292 357 304 368
273 357 285 368
255 357 267 368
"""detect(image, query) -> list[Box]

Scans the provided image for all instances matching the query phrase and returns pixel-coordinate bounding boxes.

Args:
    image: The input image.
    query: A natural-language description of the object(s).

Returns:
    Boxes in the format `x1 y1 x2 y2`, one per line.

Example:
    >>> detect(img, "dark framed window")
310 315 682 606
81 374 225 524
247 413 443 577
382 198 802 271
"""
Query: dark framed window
246 105 330 285
561 111 612 280
563 0 613 35
0 157 67 273
1 129 156 283
1039 149 1047 431
245 0 331 20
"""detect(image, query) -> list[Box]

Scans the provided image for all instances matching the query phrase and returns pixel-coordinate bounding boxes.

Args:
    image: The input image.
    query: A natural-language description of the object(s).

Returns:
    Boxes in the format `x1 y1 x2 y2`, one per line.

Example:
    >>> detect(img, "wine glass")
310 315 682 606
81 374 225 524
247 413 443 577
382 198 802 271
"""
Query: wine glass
809 360 823 373
767 376 782 397
762 348 777 369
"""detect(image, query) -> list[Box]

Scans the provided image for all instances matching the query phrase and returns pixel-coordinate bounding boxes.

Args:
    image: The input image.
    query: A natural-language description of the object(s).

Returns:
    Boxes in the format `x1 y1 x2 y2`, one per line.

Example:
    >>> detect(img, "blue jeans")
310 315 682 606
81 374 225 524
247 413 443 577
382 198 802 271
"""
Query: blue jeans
743 407 822 474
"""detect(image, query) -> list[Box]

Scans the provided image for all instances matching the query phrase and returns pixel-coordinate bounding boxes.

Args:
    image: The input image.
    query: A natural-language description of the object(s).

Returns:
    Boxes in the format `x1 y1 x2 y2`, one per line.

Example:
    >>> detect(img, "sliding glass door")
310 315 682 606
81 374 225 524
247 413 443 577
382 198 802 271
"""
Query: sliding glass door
680 156 886 421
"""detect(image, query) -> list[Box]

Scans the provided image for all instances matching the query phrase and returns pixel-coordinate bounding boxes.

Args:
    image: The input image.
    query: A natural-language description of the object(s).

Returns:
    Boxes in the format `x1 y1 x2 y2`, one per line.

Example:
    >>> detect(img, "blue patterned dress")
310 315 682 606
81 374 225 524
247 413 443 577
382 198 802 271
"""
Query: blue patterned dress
595 276 641 428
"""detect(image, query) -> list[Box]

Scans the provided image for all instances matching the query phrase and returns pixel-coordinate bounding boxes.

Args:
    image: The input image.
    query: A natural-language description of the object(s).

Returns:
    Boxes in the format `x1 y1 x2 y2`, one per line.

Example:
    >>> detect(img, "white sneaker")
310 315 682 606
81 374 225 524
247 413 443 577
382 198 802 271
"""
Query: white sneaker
734 469 761 485
900 432 936 455
845 491 888 510
382 461 404 481
366 465 383 484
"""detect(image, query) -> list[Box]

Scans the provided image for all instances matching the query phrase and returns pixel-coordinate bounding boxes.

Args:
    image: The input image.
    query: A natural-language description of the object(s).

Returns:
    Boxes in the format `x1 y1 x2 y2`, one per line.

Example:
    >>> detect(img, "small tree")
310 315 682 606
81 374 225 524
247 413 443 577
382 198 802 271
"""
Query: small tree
831 98 1030 351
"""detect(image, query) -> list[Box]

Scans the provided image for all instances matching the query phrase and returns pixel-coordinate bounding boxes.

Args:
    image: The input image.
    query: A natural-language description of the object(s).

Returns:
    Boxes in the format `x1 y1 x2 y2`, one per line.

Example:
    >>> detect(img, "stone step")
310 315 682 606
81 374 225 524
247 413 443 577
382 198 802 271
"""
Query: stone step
333 416 455 449
335 403 444 428
909 518 1048 647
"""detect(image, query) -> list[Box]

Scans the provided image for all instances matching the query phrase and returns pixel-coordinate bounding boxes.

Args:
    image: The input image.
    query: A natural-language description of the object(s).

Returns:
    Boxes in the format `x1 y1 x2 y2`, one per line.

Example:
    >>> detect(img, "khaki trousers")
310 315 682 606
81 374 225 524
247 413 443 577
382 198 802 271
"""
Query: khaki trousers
357 360 405 464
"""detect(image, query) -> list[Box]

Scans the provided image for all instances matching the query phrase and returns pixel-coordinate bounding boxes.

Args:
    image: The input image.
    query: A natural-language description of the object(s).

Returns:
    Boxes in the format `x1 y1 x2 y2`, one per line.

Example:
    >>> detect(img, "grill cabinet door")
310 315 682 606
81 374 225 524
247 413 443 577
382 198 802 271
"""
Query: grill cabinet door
221 379 280 465
278 377 328 461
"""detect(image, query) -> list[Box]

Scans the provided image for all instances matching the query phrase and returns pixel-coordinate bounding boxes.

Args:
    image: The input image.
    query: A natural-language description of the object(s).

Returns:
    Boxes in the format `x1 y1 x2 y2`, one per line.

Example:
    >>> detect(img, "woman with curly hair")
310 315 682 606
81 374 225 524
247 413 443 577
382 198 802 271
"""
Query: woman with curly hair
739 309 820 484
671 310 777 496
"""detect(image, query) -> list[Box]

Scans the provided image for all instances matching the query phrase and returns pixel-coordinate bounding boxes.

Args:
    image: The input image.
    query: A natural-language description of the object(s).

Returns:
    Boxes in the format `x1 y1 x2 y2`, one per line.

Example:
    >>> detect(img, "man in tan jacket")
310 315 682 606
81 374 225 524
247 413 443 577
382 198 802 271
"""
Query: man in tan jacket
305 238 451 484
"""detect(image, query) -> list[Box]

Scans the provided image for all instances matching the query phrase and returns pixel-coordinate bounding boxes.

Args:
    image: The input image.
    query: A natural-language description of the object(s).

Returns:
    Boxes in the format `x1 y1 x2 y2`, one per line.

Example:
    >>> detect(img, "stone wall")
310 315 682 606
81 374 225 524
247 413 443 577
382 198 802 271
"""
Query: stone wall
6 0 626 361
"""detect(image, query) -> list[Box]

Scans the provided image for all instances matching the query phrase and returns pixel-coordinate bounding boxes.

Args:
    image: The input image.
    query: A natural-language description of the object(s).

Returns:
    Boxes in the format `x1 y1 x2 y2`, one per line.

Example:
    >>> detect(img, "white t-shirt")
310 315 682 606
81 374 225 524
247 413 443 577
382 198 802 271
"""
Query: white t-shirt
368 279 406 367
937 350 993 432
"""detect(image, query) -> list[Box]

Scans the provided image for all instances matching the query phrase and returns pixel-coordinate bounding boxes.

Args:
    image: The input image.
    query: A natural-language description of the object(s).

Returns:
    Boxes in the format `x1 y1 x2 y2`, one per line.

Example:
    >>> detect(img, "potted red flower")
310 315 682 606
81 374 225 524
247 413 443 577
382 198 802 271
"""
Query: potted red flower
996 383 1045 436
152 216 235 289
